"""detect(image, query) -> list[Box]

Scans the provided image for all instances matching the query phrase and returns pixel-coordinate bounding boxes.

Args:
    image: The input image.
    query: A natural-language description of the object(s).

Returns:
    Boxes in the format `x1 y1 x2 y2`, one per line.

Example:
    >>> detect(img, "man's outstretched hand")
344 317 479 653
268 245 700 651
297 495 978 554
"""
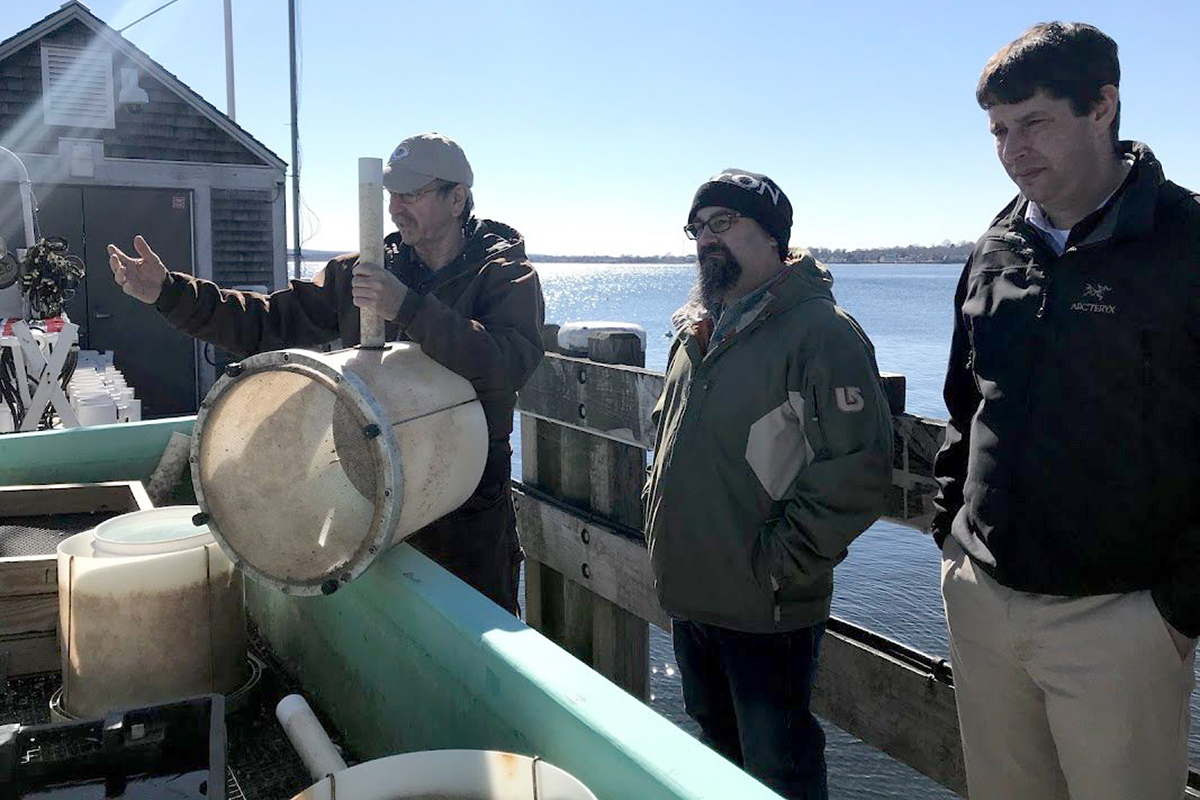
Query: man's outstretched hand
108 235 168 304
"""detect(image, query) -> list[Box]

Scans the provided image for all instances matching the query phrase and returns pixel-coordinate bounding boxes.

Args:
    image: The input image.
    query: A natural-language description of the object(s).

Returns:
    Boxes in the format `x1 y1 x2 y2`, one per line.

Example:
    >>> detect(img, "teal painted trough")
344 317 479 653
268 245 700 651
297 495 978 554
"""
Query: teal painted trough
0 417 783 799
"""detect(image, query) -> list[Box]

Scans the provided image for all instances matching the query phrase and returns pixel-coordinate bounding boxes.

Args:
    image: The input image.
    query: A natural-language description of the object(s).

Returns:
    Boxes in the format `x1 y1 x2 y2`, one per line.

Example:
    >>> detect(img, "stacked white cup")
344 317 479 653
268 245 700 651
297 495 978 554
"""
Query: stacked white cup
67 352 140 426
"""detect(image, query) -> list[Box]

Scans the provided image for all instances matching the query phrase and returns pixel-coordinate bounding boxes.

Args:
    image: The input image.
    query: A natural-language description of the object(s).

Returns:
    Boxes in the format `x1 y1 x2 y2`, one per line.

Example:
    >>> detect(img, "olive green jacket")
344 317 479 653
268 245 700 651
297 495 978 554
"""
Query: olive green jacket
645 255 893 633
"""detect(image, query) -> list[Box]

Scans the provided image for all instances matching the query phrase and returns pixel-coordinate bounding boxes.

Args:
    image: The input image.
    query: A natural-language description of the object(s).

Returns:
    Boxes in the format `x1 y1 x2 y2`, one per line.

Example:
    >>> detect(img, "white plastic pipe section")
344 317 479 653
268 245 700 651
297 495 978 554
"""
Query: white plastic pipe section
0 146 36 248
276 693 348 782
358 157 385 348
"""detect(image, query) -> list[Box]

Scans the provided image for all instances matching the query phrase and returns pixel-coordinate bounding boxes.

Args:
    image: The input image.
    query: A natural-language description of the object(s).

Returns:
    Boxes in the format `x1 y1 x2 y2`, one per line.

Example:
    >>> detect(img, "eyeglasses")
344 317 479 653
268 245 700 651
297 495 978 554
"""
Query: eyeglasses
683 213 742 240
390 182 449 205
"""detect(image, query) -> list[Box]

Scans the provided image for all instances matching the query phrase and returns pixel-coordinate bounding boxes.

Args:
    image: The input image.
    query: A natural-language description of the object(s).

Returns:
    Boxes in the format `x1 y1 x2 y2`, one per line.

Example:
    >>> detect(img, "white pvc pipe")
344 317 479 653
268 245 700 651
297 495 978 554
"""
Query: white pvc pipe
276 694 348 782
358 157 385 348
0 146 36 248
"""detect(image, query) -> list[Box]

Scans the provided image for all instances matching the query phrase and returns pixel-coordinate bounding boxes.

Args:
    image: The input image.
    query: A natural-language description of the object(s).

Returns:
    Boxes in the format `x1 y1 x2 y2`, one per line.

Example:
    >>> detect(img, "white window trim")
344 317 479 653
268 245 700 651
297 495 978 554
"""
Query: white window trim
40 44 116 130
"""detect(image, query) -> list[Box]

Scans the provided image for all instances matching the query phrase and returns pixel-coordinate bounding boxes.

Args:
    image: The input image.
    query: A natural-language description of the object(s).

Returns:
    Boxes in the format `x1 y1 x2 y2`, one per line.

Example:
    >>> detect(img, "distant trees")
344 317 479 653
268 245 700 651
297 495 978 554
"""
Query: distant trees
528 254 694 264
805 241 973 264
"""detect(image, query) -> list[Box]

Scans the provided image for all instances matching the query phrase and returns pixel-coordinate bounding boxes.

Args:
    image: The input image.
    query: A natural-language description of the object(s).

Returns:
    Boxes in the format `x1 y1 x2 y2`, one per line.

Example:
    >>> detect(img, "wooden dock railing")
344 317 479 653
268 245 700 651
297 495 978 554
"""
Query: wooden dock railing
513 326 962 797
520 326 1200 798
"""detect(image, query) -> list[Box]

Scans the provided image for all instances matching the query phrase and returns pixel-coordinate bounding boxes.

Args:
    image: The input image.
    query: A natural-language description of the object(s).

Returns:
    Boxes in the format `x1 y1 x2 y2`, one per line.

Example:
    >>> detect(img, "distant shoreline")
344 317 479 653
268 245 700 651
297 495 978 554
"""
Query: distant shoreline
292 247 971 266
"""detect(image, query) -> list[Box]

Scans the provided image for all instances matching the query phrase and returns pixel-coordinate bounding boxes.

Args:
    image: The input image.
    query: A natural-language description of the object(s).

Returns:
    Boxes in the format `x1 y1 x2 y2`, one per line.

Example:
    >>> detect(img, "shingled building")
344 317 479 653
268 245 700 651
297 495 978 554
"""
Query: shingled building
0 2 287 416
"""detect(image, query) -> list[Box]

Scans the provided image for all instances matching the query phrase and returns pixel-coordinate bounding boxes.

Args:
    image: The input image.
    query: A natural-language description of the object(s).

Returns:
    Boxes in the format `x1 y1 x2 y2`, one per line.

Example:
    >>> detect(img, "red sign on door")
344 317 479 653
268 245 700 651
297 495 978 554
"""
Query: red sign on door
172 195 186 210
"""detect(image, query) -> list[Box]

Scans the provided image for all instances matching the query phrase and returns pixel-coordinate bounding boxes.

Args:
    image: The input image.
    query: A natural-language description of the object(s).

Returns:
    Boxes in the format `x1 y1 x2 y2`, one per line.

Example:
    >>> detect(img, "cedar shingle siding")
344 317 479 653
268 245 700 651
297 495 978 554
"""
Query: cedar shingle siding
0 20 265 165
212 189 276 288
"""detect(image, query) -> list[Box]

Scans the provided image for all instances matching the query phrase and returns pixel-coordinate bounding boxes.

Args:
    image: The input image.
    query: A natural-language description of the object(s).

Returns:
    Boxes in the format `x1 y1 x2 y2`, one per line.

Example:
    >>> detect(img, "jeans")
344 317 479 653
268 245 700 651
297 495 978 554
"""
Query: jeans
673 619 827 800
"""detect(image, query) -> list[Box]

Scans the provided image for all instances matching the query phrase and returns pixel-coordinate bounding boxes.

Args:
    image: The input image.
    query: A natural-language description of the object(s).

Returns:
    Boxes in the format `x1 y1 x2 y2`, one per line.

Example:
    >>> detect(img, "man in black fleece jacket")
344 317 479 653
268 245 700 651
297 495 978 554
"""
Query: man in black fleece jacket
933 22 1200 800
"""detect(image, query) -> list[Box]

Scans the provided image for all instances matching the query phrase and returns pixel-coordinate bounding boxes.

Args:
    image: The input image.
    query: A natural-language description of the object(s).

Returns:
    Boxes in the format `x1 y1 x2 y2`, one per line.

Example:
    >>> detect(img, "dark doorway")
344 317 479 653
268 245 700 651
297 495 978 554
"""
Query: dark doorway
0 183 197 417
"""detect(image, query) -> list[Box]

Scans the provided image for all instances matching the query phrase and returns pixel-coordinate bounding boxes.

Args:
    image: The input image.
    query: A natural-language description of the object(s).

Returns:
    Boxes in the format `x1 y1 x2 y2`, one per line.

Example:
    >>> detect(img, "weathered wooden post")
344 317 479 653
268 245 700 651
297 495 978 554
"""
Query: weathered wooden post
517 326 649 699
520 324 565 639
583 332 648 698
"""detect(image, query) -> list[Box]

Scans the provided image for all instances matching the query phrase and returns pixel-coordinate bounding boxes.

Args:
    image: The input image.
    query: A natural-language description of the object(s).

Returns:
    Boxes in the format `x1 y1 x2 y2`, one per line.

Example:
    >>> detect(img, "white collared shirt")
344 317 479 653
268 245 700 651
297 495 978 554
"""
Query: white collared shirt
1024 158 1133 256
1025 202 1072 255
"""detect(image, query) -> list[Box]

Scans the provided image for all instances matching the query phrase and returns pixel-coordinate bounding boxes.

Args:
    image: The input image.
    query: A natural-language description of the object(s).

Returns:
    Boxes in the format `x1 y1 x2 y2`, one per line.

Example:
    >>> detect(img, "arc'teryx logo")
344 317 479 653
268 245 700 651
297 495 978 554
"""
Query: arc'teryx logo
835 387 864 412
1072 283 1116 315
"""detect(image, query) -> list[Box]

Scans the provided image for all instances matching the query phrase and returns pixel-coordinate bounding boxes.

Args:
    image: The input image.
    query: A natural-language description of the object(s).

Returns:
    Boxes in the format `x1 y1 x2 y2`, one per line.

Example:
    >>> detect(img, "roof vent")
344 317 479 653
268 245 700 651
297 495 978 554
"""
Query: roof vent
40 44 115 129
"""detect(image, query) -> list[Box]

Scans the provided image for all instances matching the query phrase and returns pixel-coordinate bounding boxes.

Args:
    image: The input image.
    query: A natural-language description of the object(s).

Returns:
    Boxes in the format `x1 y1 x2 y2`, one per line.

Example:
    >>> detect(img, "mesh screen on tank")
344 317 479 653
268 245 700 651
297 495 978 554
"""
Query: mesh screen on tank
197 369 383 587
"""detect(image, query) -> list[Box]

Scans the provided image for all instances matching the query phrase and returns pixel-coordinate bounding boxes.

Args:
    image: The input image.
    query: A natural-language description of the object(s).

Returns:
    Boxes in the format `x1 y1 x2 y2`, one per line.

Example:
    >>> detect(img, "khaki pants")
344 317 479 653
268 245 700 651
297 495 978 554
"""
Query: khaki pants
941 537 1194 800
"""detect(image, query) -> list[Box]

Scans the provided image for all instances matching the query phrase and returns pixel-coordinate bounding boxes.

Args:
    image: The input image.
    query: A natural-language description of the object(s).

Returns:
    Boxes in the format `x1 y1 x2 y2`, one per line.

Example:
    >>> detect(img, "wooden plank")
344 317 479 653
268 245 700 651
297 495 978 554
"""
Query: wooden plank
517 354 663 449
883 415 947 531
517 356 909 450
520 412 572 647
0 556 58 597
523 551 546 630
593 595 649 699
513 488 669 631
0 481 150 517
559 417 598 665
812 627 965 795
0 631 59 678
0 593 57 637
519 415 551 633
879 372 906 416
585 332 649 700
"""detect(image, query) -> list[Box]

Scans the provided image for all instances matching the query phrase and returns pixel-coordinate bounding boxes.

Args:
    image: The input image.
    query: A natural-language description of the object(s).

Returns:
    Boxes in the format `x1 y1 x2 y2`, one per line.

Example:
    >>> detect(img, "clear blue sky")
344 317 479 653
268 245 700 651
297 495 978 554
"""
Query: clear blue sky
9 1 1200 256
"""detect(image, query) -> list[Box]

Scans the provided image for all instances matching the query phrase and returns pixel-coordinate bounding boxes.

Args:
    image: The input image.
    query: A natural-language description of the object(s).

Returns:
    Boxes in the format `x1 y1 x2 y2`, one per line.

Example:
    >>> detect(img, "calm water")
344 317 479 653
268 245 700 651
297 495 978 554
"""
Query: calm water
303 258 1200 797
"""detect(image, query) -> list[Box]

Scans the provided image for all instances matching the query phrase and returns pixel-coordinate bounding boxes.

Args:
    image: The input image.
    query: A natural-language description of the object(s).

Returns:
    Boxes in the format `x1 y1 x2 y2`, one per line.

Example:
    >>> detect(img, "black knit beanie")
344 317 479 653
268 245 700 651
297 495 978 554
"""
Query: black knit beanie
688 169 792 258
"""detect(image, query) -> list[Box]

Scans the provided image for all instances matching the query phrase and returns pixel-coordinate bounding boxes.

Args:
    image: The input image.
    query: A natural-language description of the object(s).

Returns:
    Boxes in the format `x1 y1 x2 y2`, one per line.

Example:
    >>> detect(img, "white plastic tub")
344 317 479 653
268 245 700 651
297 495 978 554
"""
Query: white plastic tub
56 506 247 718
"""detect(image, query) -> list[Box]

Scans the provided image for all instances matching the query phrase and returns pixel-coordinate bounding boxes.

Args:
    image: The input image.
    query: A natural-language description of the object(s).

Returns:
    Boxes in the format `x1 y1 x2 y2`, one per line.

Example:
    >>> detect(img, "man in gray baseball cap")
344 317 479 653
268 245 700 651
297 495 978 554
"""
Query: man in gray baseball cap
108 132 545 614
382 132 474 193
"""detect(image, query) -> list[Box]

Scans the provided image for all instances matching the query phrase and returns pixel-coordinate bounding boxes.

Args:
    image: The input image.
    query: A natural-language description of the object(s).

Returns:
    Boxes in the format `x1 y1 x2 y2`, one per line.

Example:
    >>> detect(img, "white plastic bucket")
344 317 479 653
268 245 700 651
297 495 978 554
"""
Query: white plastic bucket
92 506 214 556
290 750 598 800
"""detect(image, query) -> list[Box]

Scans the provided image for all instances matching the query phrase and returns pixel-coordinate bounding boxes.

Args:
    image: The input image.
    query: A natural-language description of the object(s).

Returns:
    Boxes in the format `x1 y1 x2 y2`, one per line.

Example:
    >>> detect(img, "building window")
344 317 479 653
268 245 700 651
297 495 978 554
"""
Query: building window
40 44 116 129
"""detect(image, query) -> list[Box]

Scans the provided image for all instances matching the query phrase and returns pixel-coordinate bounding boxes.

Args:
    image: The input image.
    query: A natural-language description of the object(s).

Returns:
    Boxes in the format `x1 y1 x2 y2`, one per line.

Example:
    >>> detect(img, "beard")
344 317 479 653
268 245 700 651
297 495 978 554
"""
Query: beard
693 243 742 310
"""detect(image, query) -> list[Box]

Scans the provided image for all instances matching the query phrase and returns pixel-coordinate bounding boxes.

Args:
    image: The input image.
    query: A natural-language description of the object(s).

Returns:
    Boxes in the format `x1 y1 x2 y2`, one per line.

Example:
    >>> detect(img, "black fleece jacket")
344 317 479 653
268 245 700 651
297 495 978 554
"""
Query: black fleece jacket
932 143 1200 636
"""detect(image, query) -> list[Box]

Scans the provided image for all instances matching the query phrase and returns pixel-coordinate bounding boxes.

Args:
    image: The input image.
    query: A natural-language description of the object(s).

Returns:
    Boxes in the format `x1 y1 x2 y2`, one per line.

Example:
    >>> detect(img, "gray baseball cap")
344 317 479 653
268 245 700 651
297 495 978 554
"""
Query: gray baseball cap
382 133 474 193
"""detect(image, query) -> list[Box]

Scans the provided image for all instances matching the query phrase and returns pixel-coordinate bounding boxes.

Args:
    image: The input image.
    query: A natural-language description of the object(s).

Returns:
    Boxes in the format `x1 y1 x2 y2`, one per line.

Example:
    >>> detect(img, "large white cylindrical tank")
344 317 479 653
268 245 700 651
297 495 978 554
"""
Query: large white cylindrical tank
191 344 488 595
56 506 247 719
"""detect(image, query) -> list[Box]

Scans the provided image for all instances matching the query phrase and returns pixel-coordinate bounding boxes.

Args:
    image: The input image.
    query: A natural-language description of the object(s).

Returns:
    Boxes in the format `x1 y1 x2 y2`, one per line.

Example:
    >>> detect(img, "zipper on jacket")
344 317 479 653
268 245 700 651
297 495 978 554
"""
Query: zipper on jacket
1036 273 1053 318
1141 331 1154 492
1141 330 1154 419
1141 331 1153 389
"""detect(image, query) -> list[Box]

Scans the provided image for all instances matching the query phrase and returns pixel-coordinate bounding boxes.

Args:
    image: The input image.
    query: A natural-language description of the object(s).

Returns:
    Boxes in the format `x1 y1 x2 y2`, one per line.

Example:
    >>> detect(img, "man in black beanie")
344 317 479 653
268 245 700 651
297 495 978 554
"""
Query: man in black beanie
644 169 893 798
